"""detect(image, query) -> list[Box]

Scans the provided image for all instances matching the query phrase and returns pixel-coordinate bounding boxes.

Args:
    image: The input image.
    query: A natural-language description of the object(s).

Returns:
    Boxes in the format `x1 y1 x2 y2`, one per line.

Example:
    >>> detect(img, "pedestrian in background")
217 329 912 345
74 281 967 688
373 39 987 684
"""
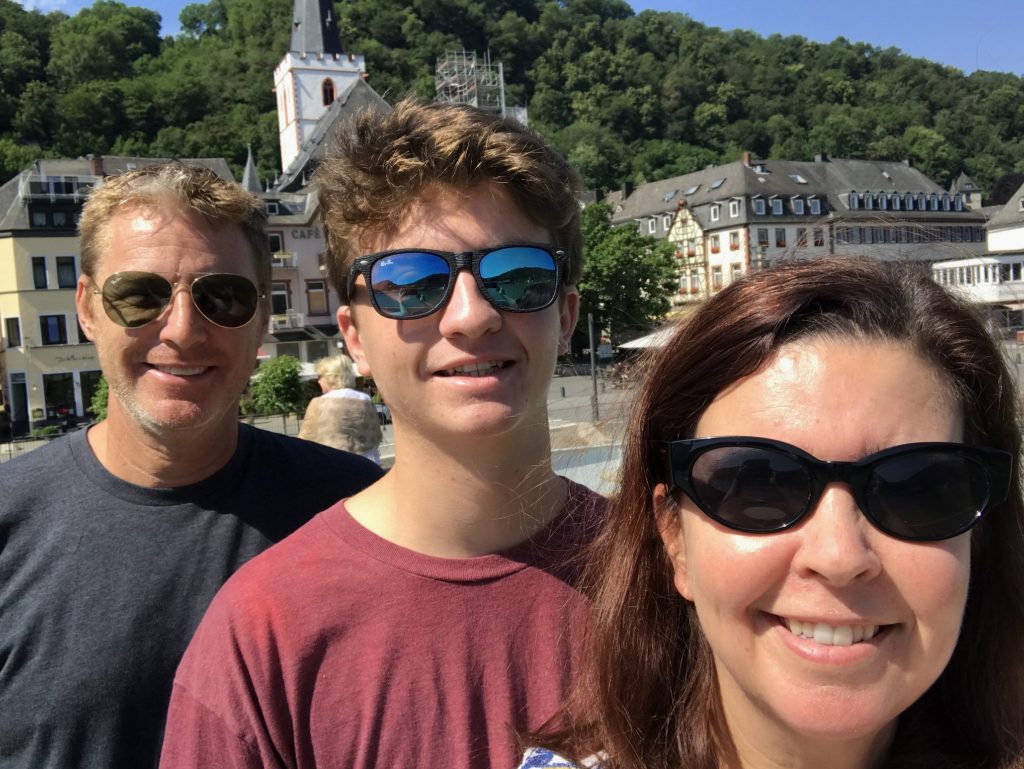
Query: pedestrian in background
299 355 383 464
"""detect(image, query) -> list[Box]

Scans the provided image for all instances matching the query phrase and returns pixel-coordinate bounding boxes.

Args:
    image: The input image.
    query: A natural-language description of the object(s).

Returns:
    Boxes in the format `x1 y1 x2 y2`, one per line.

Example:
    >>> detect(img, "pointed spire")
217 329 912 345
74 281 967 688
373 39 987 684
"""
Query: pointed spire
291 0 343 55
241 145 261 194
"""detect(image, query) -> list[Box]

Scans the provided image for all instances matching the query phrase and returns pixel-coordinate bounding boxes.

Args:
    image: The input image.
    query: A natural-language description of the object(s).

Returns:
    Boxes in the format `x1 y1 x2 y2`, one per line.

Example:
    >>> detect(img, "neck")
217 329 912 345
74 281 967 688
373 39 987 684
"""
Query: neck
347 420 565 557
723 711 896 769
87 408 239 488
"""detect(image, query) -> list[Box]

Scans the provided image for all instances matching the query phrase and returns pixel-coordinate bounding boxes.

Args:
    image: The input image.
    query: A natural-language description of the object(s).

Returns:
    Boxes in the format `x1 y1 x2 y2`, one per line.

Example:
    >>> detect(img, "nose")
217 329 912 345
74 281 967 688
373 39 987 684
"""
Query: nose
436 270 502 339
157 285 208 349
791 484 883 585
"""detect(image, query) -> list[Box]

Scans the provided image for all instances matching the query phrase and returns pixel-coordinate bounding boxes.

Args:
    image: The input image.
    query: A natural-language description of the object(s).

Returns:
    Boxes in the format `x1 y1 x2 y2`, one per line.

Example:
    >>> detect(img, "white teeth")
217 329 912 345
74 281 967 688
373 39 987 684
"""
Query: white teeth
442 362 504 376
155 366 206 376
783 618 880 646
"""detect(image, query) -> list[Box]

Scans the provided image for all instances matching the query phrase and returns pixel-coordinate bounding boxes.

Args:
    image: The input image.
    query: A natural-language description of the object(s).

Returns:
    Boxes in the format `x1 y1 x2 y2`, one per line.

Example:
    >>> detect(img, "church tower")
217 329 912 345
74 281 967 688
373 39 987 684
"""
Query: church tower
274 0 365 175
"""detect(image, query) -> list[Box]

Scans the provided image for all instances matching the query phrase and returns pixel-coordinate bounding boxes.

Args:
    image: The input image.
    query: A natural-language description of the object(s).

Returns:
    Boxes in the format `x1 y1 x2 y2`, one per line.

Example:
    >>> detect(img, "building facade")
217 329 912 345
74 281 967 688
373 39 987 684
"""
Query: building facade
607 154 986 305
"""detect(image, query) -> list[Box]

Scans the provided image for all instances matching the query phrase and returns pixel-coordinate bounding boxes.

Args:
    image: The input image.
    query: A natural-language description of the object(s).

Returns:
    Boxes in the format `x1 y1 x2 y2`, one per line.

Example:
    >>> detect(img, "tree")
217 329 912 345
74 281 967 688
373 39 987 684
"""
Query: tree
89 375 109 421
249 355 304 429
577 202 677 346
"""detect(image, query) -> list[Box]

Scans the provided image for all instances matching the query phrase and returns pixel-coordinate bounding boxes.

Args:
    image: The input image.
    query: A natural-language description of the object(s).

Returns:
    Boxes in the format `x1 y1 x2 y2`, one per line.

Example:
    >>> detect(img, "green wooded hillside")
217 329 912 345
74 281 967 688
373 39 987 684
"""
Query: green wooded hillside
2 0 1022 195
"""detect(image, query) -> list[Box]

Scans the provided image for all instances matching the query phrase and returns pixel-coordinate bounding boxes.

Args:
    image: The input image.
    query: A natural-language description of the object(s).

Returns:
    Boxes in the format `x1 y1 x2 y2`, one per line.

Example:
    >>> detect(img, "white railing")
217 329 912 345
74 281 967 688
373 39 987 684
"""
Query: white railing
270 310 305 331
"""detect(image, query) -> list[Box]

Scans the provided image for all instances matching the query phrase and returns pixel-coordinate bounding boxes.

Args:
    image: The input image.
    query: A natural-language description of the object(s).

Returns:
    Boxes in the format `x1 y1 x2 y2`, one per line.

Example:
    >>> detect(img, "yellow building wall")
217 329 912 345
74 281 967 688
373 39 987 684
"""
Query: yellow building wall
0 233 98 429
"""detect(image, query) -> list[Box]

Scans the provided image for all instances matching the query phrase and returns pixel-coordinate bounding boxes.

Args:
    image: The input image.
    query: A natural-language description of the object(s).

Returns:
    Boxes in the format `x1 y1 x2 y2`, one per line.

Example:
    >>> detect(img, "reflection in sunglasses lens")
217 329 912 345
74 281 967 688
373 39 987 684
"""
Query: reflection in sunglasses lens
479 247 558 311
868 452 985 539
370 252 449 318
101 272 259 328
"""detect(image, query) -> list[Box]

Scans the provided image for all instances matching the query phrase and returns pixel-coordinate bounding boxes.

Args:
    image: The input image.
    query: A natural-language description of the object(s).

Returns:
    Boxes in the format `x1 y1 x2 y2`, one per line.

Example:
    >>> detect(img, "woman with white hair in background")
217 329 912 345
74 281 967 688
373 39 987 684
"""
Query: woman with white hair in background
299 356 383 464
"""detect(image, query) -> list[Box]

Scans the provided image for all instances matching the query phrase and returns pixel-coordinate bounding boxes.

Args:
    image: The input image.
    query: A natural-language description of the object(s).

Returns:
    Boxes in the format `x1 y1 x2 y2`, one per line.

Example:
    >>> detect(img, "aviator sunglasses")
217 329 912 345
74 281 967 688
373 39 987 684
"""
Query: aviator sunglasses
667 437 1012 542
346 244 567 320
92 271 264 329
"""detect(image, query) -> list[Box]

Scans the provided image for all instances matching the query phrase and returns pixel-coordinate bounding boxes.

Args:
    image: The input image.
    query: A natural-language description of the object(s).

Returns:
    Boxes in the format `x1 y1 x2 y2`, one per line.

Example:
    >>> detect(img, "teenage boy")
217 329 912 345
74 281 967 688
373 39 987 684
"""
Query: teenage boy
159 99 605 769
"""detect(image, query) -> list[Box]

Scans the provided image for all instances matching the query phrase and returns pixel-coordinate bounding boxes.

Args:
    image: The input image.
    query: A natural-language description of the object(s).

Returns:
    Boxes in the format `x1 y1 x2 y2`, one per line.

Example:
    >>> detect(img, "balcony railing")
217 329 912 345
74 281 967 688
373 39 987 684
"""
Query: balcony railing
270 310 305 331
19 174 100 203
271 252 297 269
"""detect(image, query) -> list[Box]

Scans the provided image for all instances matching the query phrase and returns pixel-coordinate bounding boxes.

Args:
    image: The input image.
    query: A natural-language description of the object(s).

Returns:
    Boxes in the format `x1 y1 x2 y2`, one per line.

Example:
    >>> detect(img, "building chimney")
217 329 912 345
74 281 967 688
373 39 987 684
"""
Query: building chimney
622 180 634 199
814 153 829 163
742 151 751 167
88 154 103 177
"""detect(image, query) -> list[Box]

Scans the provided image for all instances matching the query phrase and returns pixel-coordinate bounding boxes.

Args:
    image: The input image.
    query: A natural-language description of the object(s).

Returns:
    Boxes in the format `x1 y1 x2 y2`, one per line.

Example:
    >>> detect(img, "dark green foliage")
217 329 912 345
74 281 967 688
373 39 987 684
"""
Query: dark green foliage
89 375 109 420
0 0 1022 191
578 202 677 344
249 355 304 417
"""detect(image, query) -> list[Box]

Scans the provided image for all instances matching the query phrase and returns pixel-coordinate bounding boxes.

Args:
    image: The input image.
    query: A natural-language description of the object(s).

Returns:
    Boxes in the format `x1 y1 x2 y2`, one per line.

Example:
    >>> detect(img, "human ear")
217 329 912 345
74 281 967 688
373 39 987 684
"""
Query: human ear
336 306 371 377
654 483 693 600
75 275 98 342
557 287 580 355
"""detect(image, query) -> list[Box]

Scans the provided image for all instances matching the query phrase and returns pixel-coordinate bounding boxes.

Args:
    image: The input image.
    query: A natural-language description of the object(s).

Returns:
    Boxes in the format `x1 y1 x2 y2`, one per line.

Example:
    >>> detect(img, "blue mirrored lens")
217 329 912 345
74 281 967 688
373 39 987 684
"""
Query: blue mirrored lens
369 252 450 318
479 246 558 310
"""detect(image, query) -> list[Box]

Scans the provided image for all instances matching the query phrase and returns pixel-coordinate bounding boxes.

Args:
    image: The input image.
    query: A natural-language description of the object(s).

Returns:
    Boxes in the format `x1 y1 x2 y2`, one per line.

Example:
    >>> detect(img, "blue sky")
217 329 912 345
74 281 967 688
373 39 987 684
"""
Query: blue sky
16 0 1024 76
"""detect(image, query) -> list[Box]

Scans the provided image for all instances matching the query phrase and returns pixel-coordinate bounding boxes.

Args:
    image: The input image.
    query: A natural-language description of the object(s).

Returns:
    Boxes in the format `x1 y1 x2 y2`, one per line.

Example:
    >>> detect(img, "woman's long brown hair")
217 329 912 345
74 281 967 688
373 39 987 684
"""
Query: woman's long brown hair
527 256 1024 769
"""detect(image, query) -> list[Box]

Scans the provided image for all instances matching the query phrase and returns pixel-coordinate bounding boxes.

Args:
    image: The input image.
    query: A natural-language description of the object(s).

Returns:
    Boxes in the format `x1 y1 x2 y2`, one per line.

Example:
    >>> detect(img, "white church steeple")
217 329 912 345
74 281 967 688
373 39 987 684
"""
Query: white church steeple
273 0 365 175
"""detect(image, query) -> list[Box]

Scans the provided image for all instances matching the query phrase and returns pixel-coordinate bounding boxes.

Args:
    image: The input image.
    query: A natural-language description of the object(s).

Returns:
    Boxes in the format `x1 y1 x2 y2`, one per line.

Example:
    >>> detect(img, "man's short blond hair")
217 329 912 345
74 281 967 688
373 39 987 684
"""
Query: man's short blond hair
78 162 272 290
315 98 582 303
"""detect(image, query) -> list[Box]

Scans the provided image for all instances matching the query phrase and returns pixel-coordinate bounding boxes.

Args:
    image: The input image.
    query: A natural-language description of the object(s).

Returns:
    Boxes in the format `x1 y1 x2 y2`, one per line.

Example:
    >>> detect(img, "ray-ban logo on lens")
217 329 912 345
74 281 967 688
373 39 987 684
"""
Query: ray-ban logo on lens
380 258 395 267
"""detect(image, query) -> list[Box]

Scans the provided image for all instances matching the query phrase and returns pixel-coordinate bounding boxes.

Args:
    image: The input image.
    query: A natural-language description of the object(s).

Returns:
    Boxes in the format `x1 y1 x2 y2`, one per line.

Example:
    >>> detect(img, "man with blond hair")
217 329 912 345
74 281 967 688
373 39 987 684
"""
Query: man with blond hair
160 100 605 769
0 163 382 769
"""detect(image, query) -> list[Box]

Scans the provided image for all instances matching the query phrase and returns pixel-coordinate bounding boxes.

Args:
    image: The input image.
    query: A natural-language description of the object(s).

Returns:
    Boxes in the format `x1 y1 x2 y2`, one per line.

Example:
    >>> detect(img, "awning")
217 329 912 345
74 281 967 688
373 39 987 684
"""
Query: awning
265 330 315 343
616 325 679 350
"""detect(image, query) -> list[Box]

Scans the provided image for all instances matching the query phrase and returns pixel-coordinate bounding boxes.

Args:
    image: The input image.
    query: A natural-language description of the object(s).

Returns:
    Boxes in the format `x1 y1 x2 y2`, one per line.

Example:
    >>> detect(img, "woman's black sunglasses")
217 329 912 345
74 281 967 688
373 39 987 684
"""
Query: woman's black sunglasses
667 437 1012 542
346 244 567 320
93 271 264 329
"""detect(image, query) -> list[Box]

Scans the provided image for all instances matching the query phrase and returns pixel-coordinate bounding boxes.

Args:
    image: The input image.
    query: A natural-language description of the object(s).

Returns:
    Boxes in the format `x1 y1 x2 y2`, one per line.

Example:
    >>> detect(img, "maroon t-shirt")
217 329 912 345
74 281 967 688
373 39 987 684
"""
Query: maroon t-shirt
159 481 604 769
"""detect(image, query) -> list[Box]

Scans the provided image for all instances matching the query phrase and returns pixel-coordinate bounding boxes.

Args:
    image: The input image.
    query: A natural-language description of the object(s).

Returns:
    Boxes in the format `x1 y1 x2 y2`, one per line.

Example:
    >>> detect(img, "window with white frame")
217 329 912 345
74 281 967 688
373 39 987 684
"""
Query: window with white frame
771 198 783 215
268 232 284 253
863 193 873 210
648 219 656 234
5 317 21 347
40 314 67 345
904 193 914 210
849 194 859 210
730 263 743 282
813 227 824 247
56 256 76 288
878 194 888 210
809 198 821 215
775 227 786 248
661 214 672 229
792 198 805 215
710 234 720 253
729 231 740 250
271 281 290 314
729 200 740 217
306 279 329 315
757 227 769 247
710 204 720 222
754 198 766 215
712 265 723 289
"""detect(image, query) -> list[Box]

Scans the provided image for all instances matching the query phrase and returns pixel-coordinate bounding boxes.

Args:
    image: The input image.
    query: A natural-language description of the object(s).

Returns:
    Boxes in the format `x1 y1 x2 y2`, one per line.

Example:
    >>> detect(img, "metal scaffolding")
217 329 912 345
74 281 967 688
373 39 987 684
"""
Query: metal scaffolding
435 50 507 115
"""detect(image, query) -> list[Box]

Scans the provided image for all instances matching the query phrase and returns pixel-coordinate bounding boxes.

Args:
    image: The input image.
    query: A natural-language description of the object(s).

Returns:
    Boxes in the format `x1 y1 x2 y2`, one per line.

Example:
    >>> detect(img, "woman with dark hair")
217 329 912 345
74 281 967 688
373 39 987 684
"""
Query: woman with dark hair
520 256 1024 769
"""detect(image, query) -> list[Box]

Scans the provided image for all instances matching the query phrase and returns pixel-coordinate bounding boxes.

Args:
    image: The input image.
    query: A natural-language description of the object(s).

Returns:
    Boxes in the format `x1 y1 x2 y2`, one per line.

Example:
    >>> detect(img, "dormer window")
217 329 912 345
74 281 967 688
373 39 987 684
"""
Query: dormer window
754 198 766 215
771 198 783 215
954 195 963 211
878 193 888 210
918 193 927 209
266 202 279 215
710 204 720 222
809 198 821 215
930 193 939 211
791 198 805 215
729 199 740 217
661 214 672 229
892 194 901 211
942 194 951 211
904 193 914 210
849 193 859 210
863 193 873 210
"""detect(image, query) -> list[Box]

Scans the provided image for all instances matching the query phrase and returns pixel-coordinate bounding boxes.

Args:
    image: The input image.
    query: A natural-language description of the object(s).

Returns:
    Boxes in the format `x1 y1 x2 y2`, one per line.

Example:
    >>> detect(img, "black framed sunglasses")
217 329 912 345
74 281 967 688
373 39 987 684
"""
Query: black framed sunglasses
346 244 568 320
92 271 265 329
667 437 1012 542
